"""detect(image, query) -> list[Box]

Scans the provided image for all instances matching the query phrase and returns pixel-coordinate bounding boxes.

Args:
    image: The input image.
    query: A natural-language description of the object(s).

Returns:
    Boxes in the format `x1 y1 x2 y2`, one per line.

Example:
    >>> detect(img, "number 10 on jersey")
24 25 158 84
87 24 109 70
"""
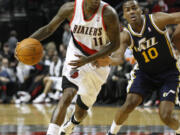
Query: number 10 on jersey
142 47 159 63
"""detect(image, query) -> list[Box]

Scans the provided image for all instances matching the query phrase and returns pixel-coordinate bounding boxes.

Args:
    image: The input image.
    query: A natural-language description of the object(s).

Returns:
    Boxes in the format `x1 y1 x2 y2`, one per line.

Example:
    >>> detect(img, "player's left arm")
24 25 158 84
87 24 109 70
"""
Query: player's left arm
172 24 180 52
152 12 180 30
69 6 120 68
85 6 120 61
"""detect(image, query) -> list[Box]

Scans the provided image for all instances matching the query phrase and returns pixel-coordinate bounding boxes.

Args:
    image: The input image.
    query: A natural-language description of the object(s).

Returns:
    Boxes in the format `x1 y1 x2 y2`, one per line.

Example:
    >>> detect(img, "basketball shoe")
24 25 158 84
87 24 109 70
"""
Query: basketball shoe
106 131 115 135
60 120 75 135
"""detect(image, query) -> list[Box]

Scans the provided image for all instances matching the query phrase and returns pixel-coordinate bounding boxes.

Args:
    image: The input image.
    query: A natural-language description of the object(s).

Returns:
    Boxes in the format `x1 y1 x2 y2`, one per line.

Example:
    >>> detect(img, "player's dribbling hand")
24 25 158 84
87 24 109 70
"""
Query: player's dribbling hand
92 56 111 67
68 54 88 69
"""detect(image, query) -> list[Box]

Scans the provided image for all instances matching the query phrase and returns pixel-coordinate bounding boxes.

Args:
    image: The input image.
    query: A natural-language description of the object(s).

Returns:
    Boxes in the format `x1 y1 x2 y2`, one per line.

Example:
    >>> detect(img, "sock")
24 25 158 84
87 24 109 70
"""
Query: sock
46 123 61 135
109 121 122 134
176 126 180 134
71 114 80 125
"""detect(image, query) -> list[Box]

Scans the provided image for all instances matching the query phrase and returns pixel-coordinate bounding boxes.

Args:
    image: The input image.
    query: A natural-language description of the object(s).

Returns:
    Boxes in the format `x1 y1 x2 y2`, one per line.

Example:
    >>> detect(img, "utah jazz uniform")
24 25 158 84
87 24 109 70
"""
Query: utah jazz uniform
62 0 110 108
126 14 179 103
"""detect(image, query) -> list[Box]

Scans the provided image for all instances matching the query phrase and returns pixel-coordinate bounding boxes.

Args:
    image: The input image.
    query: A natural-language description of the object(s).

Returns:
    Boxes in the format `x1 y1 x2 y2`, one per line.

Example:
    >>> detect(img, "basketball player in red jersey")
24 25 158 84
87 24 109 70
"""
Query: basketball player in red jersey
28 0 120 135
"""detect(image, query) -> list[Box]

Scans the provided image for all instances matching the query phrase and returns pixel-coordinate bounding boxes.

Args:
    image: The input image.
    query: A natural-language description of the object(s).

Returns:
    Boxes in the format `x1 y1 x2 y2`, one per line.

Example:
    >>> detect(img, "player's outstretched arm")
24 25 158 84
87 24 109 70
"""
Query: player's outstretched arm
110 30 131 66
152 12 180 30
172 24 180 52
30 2 74 41
93 29 131 67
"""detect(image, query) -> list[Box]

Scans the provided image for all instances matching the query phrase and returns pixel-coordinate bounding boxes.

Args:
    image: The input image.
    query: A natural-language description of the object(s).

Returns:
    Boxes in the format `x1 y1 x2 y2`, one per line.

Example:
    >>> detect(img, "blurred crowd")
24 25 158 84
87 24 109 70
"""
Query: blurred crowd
0 0 179 107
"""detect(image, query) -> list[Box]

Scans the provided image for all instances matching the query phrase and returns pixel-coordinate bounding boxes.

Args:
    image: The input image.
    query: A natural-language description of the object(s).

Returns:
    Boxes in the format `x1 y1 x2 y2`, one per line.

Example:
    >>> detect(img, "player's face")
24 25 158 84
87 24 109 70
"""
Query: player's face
86 0 101 10
123 1 142 24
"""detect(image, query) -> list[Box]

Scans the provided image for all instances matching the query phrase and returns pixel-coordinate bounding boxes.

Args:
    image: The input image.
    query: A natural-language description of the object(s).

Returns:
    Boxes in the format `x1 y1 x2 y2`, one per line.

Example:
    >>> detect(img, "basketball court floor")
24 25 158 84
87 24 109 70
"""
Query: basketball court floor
0 104 179 135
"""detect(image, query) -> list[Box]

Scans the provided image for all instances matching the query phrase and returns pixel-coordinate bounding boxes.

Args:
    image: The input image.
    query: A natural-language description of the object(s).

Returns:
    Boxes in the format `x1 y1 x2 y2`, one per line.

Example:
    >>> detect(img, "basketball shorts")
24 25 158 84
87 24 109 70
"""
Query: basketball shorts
62 40 110 107
127 64 180 104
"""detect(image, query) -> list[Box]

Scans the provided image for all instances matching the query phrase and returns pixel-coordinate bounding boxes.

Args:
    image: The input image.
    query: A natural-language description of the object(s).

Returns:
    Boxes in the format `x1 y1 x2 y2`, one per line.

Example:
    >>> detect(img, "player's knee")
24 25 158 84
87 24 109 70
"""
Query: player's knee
159 109 172 123
123 96 141 113
123 101 137 113
62 88 77 106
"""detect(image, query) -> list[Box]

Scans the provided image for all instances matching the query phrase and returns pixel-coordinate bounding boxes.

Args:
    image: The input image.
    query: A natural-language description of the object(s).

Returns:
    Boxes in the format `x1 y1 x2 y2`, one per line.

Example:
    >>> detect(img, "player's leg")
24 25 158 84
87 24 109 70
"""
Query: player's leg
43 77 53 95
46 76 78 135
108 93 142 135
47 87 77 135
158 67 180 134
159 101 180 130
60 95 89 134
108 67 150 135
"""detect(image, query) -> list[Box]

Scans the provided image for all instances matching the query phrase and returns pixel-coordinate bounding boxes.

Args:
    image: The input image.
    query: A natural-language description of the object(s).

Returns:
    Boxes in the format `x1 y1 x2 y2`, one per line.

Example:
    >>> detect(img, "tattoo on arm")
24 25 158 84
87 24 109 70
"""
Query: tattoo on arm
30 2 74 41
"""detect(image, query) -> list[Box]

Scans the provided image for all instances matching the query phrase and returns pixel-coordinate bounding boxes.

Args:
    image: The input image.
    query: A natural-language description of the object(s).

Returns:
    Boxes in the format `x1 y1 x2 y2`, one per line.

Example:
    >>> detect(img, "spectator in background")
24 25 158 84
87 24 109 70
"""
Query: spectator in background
0 42 13 61
8 30 18 54
145 0 155 13
59 44 67 60
62 23 71 47
0 57 17 103
44 42 56 66
14 62 49 104
33 51 63 103
152 0 168 12
16 62 34 84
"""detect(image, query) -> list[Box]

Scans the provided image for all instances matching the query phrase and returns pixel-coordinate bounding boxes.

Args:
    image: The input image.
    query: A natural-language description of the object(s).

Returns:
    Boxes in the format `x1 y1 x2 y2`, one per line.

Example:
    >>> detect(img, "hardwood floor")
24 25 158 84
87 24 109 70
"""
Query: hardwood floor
0 104 179 135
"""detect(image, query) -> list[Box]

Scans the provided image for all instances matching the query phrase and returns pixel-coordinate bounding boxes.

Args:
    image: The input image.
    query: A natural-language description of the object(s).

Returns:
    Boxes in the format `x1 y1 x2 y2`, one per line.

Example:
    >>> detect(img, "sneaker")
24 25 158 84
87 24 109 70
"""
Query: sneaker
106 131 115 135
45 97 51 103
144 100 152 107
33 93 46 103
60 120 75 135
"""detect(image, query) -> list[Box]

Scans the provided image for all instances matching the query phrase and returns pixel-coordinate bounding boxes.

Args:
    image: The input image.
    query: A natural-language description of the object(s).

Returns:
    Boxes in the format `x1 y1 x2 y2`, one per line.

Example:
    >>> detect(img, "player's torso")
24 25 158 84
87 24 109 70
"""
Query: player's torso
128 14 177 74
69 0 109 56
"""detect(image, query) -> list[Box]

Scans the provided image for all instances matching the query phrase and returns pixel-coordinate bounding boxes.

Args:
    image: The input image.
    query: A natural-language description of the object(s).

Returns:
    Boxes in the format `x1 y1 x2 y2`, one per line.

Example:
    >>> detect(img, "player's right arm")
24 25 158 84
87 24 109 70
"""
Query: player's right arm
94 29 131 66
152 12 180 31
30 2 74 41
172 24 180 51
109 30 131 66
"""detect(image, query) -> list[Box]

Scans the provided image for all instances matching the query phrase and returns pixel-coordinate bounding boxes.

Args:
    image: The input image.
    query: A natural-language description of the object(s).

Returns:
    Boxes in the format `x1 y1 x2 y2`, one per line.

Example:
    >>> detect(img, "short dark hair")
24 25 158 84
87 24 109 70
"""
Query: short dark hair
123 0 138 8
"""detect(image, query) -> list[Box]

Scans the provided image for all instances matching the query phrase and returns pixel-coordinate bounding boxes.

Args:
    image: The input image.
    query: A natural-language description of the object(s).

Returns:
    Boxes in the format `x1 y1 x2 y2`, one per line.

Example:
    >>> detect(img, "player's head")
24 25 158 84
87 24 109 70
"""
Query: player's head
85 0 101 10
123 0 143 24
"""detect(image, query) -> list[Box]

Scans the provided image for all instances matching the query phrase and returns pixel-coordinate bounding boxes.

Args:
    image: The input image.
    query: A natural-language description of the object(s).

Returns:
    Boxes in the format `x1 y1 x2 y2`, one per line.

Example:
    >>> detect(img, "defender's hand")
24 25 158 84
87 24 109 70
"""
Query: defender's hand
92 56 111 67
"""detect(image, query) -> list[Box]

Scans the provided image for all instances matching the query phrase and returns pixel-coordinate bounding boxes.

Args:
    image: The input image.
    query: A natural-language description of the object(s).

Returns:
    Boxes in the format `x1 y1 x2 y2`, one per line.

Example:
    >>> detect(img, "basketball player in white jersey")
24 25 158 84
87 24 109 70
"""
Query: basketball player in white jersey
29 0 120 135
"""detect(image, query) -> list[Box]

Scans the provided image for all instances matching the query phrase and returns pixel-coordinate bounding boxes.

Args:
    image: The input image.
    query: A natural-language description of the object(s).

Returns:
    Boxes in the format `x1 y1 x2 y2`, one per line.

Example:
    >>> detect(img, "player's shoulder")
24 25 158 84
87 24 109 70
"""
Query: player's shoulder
103 4 118 19
122 28 131 44
57 2 75 18
151 12 169 22
59 2 75 14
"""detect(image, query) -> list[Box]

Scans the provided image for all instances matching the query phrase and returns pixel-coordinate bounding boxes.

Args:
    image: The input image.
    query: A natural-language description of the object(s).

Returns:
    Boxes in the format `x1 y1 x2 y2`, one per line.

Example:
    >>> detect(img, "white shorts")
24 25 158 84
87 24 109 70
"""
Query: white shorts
62 39 110 107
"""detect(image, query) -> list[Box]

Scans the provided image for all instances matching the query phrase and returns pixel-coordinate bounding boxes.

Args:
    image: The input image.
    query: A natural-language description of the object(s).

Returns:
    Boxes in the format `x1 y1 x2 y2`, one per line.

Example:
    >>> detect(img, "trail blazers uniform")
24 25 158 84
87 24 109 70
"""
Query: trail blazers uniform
126 14 179 104
62 0 110 108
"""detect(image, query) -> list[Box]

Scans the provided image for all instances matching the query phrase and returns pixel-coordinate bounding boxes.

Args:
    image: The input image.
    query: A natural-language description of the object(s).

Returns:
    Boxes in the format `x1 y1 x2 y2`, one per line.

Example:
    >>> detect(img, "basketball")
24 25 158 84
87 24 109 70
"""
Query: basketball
15 38 43 65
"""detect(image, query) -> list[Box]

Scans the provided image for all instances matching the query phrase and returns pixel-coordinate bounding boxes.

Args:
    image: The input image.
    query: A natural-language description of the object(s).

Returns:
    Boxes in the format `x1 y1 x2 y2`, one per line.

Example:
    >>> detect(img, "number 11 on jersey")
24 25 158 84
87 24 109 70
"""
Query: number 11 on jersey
93 37 103 46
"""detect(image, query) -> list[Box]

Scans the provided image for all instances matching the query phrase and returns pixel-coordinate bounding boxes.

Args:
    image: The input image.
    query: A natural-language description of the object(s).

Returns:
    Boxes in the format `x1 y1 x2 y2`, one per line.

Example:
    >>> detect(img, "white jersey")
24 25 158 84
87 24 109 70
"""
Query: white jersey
62 0 111 107
70 0 110 54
